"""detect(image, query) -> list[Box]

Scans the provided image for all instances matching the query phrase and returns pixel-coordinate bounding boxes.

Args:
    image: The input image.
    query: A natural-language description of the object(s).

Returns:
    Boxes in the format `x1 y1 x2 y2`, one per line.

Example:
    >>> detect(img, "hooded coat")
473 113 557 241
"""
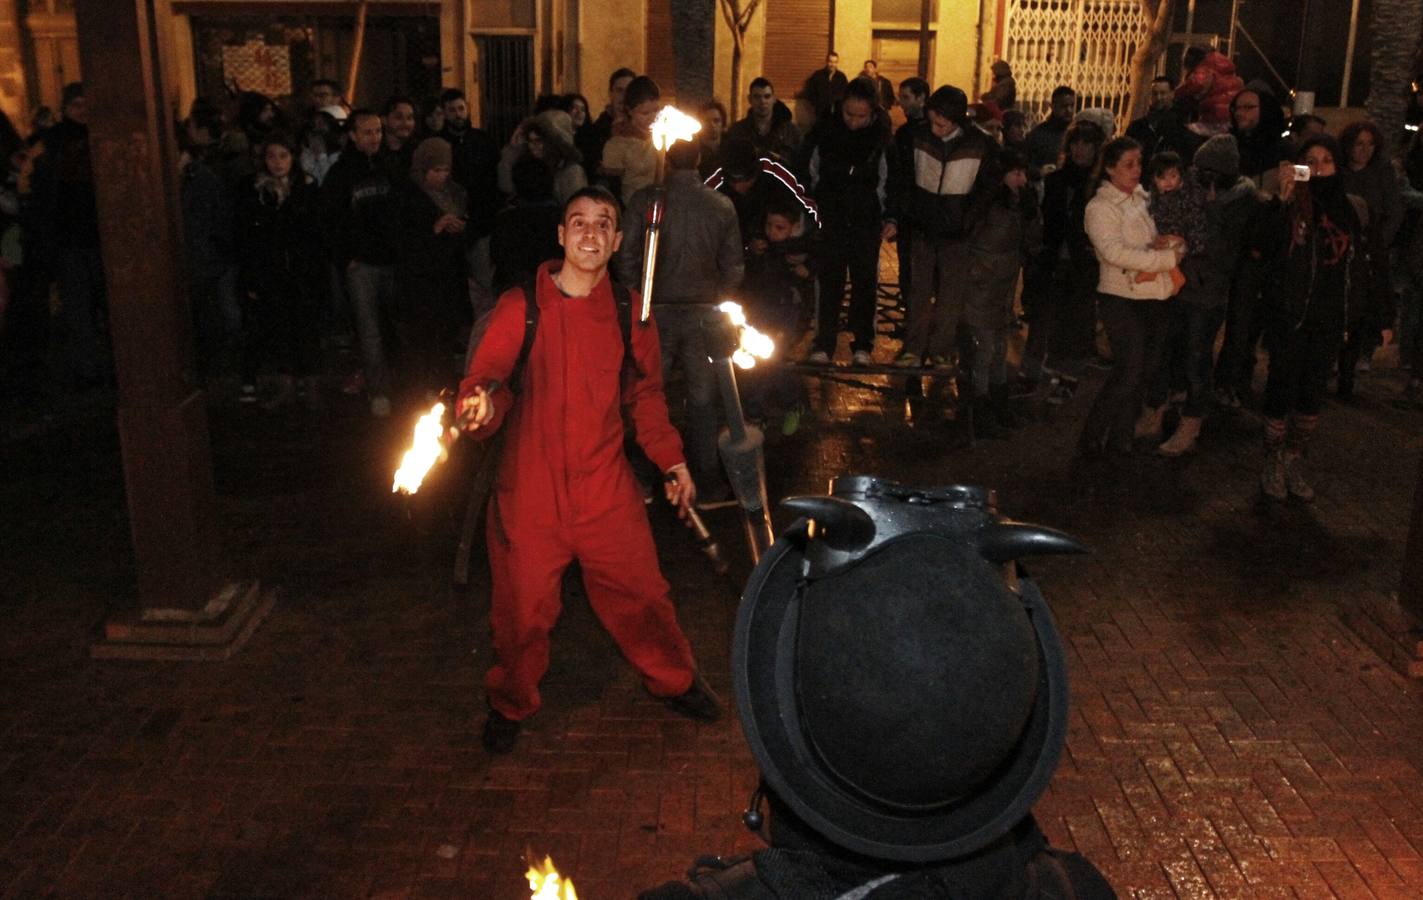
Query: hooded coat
727 100 804 170
798 105 893 231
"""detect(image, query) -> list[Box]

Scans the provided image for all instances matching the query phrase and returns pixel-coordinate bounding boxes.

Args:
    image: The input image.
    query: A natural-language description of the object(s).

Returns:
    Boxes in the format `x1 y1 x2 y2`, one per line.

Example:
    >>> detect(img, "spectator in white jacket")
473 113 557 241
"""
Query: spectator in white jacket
1075 136 1185 460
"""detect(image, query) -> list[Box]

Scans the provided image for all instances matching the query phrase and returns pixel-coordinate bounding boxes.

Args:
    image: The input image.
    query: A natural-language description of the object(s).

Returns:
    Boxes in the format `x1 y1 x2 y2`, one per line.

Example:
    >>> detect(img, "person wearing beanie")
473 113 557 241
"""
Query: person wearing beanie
392 136 469 399
1251 135 1372 500
890 84 1001 371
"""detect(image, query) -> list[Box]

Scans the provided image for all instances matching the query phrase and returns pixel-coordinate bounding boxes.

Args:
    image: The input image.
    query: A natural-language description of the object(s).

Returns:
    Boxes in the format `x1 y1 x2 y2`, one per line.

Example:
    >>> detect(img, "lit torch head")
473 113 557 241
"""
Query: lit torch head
526 854 577 900
650 105 702 152
391 402 449 495
718 301 776 369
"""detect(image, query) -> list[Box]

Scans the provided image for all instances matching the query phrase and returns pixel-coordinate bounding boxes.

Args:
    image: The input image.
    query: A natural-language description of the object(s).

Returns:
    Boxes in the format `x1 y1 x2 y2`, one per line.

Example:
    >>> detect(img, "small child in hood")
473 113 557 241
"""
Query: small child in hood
1136 151 1208 295
741 196 817 434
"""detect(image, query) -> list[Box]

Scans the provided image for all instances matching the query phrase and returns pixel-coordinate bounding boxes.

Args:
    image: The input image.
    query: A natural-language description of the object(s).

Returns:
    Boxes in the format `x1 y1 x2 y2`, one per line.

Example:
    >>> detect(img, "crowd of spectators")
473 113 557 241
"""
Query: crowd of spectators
2 47 1421 504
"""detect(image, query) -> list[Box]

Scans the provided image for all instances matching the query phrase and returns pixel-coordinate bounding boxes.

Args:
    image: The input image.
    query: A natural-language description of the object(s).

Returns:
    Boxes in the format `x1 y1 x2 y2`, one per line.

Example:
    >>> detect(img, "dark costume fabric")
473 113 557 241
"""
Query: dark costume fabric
235 172 322 376
457 261 697 721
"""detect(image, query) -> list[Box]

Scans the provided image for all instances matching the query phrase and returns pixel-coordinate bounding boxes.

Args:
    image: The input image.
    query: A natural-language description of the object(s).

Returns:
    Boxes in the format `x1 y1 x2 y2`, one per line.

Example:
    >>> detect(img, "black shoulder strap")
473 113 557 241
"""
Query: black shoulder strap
508 276 540 395
612 280 642 378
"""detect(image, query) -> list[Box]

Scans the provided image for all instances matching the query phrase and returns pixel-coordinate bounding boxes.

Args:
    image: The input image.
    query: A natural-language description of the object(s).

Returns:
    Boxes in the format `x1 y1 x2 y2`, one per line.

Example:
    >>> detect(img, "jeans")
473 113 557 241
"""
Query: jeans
1150 301 1223 418
1022 255 1097 379
347 261 398 397
815 225 882 355
903 236 969 358
1263 325 1342 420
969 325 1009 397
1077 294 1171 452
655 305 724 491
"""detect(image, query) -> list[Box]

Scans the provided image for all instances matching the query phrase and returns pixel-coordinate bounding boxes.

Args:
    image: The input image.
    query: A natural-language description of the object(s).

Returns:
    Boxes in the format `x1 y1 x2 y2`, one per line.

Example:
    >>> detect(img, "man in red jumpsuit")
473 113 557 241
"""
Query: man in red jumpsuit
458 186 722 753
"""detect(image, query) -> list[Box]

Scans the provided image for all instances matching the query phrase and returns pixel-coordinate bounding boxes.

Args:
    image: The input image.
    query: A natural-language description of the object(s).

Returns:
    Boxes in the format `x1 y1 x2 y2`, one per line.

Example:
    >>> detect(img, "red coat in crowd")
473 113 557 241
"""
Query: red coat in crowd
1175 50 1244 131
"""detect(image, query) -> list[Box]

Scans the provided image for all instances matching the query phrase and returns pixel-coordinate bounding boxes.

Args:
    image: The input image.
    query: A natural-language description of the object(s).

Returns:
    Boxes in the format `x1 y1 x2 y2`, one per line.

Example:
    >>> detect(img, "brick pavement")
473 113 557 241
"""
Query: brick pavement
3 339 1423 898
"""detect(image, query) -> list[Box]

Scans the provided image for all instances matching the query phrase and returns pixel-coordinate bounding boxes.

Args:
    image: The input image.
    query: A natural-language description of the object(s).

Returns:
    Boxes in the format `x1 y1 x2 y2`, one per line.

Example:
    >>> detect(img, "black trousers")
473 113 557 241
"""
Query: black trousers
815 225 881 355
1263 325 1342 420
1077 294 1171 453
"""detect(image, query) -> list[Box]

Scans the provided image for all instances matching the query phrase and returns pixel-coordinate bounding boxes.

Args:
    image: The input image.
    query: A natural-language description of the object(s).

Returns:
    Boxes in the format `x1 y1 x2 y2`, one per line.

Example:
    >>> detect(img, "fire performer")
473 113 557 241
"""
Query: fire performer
457 186 723 754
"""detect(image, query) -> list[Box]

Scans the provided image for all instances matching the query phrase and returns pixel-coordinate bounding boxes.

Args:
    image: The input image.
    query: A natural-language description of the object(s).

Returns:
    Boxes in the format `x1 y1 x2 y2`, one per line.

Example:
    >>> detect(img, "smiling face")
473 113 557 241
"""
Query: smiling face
559 196 623 275
384 103 416 143
569 97 588 127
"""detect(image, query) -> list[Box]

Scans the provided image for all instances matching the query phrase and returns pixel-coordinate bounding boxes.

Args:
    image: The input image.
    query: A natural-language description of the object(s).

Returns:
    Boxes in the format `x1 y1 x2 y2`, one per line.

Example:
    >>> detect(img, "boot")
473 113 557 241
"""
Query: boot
1260 448 1288 501
1282 450 1315 501
1133 403 1166 440
1157 416 1201 457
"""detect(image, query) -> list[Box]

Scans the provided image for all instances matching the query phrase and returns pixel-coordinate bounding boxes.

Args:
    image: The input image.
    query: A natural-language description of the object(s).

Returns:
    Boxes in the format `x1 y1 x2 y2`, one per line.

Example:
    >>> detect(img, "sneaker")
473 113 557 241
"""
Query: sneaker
805 350 831 365
482 709 521 754
370 395 392 418
892 352 922 368
1261 449 1288 501
781 406 803 436
851 350 874 367
663 673 723 722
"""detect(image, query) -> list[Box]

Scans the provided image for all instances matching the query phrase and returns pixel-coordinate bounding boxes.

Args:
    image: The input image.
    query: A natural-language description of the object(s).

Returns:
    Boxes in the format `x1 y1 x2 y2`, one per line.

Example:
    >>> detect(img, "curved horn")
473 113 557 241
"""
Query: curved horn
977 521 1087 562
779 496 876 551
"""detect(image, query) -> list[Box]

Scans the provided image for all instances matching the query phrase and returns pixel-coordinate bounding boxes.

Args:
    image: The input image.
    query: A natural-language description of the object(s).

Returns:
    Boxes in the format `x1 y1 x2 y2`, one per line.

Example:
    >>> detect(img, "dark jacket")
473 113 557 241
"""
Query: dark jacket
709 158 821 246
1024 118 1069 171
892 120 1000 241
1178 175 1258 308
32 118 100 255
803 68 849 116
235 173 321 297
1341 155 1404 248
180 156 236 284
1232 91 1290 182
490 198 564 295
799 107 892 231
439 122 502 237
392 180 470 321
1022 160 1097 311
1254 182 1371 332
615 169 745 304
727 101 804 170
965 184 1041 329
320 147 402 267
1125 108 1199 171
742 231 818 313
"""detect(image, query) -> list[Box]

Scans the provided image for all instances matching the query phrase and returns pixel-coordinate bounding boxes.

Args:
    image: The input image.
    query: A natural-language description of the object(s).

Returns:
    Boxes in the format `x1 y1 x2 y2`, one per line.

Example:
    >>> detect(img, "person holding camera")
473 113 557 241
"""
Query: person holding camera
1251 136 1373 501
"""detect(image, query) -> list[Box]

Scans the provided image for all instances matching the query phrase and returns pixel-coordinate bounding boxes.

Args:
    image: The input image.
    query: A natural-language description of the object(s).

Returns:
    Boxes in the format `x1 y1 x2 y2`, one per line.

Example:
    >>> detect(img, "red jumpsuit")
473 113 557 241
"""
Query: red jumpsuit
458 261 697 721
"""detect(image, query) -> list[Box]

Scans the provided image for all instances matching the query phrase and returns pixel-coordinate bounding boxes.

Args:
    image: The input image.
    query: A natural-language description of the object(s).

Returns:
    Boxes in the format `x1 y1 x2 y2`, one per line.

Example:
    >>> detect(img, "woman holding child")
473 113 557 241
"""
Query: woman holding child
1075 136 1186 460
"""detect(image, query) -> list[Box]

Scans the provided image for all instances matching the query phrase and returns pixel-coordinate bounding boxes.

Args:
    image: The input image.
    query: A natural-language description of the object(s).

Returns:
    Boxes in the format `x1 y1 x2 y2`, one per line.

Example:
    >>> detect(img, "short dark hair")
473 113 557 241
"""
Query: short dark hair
749 77 773 94
1149 150 1182 180
999 146 1030 173
439 88 466 106
827 50 839 59
1150 75 1174 88
764 194 804 225
898 77 929 100
562 185 622 229
623 76 660 112
864 59 877 68
609 67 637 89
310 78 342 94
348 108 381 129
700 98 729 125
259 130 299 159
1050 85 1076 102
666 140 700 170
381 95 416 117
533 94 564 114
845 76 879 107
1290 113 1326 132
61 82 84 107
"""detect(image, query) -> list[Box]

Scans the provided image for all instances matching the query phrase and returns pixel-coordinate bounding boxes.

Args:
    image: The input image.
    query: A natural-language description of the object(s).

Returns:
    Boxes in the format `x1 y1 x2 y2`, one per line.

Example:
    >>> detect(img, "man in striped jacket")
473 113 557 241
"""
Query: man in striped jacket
891 85 1001 370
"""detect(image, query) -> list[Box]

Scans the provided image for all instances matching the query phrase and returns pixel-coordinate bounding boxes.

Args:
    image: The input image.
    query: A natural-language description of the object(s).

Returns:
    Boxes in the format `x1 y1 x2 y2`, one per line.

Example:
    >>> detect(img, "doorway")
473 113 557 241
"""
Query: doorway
873 30 932 128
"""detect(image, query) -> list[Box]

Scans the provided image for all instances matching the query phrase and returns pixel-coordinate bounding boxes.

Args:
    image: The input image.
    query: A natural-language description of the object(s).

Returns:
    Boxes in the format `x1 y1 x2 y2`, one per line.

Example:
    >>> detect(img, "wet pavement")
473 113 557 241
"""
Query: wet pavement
3 330 1423 899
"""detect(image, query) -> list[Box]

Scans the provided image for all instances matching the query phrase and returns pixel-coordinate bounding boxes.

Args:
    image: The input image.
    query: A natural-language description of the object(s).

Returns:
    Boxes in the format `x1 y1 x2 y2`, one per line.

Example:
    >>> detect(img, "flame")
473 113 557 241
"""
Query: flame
718 301 776 370
392 402 449 495
650 106 702 152
526 855 577 900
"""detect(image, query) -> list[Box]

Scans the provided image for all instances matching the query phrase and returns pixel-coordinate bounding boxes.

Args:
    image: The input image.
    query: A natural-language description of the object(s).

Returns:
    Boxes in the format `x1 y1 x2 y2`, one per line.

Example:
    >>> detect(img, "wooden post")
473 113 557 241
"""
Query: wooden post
1403 451 1423 618
74 0 271 660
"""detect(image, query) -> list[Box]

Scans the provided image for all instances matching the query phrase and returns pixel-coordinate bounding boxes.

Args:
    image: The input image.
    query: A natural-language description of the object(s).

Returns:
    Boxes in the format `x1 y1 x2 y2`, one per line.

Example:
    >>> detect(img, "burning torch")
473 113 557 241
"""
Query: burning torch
639 106 702 323
712 301 777 563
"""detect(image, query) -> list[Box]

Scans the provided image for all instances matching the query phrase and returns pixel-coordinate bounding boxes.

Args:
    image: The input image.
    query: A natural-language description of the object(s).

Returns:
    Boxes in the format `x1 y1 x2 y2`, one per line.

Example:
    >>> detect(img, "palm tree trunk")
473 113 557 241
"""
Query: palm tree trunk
1366 0 1423 156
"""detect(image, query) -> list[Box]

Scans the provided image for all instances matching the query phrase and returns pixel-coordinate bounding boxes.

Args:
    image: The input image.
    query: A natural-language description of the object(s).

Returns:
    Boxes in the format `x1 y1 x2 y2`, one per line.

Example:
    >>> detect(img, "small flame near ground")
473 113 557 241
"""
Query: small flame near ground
392 402 447 495
718 301 776 369
526 853 577 899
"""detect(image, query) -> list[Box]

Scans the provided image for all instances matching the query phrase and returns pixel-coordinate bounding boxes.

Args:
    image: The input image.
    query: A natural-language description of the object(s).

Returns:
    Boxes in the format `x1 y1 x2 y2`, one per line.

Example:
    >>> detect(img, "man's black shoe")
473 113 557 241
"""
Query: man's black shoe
663 673 723 722
482 709 521 754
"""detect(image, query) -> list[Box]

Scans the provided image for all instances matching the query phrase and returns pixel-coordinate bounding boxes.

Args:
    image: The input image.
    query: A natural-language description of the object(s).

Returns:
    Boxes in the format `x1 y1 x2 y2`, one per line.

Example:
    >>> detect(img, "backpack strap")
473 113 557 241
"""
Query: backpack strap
612 280 642 379
509 275 541 396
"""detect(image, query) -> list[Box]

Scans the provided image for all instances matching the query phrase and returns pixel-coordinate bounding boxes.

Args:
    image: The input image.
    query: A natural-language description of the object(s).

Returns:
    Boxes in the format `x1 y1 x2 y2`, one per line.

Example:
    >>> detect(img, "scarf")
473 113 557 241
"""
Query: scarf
254 172 291 206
